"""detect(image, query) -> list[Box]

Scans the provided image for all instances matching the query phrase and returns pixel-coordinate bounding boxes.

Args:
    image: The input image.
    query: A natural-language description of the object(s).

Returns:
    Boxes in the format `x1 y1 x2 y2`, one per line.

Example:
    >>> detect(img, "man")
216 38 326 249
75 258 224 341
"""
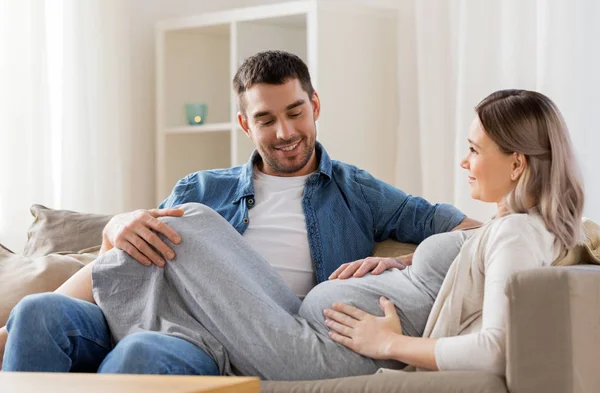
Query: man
0 50 477 374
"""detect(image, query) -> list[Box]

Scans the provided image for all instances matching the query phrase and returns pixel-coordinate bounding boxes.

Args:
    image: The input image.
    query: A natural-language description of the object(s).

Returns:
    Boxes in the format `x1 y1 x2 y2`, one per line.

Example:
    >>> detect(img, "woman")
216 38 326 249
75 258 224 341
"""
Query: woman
322 89 584 374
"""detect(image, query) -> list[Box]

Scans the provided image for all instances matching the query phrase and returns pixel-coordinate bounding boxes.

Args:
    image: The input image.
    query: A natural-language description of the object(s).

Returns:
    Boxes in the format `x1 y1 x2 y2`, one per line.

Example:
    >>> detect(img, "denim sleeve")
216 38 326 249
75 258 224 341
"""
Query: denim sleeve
157 175 192 209
356 169 466 244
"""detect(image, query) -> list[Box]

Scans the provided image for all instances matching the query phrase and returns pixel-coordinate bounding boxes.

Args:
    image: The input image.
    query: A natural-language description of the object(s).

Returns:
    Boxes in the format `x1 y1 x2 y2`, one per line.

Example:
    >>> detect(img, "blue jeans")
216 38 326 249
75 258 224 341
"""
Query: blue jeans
2 293 219 375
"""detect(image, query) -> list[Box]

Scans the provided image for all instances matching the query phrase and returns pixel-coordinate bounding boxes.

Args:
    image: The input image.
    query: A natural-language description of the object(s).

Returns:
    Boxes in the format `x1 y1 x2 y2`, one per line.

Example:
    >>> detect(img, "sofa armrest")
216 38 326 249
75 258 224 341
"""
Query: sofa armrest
505 265 600 393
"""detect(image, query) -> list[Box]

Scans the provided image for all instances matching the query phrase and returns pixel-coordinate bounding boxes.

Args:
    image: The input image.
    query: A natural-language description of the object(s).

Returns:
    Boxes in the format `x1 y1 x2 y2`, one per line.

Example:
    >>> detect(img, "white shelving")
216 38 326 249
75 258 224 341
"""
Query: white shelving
156 0 398 204
165 123 233 134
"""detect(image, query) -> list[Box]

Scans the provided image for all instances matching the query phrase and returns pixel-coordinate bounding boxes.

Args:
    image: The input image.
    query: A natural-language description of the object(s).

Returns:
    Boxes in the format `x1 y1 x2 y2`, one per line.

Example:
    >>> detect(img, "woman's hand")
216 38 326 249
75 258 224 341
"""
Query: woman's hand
324 297 403 359
328 254 413 280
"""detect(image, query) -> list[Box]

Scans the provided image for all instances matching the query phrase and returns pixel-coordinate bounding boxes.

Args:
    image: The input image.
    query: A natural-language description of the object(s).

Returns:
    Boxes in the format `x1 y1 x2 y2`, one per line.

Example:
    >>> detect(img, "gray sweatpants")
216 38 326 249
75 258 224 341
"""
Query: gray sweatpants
92 203 467 380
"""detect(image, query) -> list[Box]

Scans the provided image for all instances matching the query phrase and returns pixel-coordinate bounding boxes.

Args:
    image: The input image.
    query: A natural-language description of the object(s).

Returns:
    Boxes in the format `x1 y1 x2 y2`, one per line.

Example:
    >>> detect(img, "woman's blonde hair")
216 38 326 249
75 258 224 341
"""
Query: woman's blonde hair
475 89 584 248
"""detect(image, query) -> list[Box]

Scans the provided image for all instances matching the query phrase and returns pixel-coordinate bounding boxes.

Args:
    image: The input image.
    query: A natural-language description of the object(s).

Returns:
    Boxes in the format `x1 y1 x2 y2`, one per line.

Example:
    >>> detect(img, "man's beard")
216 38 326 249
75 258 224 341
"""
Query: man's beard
262 138 315 174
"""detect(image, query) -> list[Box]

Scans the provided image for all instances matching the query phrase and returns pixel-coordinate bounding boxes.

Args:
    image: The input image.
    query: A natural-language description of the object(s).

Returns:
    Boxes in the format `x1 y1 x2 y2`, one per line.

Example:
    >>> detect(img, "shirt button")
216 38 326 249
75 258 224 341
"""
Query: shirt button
243 218 249 224
248 198 254 205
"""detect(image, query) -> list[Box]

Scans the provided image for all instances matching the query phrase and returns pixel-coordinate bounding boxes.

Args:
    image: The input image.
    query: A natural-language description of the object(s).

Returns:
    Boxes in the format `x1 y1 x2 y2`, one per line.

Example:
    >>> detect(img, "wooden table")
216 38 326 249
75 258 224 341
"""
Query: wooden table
0 372 260 393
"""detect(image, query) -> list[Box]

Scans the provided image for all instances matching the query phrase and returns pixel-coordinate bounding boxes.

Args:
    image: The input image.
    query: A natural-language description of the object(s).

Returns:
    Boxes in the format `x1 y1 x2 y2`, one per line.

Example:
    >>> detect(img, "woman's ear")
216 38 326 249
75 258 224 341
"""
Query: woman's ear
511 152 527 181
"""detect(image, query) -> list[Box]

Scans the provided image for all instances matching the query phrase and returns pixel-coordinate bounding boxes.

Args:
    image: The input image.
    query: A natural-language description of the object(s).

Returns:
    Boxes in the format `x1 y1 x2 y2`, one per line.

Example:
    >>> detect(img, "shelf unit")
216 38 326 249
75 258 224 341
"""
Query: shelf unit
165 123 233 134
156 0 398 204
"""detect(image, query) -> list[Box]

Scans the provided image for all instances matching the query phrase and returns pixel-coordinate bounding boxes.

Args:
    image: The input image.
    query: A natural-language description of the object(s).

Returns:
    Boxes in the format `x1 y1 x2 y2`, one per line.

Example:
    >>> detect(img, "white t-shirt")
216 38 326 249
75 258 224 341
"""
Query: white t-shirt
242 167 316 298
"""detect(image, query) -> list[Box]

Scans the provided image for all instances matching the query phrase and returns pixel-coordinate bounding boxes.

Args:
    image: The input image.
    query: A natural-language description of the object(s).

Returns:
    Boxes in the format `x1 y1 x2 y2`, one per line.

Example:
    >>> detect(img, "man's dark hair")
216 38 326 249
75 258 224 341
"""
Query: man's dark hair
233 50 315 116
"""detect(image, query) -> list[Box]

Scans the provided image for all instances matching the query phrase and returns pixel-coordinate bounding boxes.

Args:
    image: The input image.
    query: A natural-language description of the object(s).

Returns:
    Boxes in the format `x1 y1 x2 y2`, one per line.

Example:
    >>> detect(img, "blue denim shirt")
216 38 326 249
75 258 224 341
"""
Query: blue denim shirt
159 142 465 283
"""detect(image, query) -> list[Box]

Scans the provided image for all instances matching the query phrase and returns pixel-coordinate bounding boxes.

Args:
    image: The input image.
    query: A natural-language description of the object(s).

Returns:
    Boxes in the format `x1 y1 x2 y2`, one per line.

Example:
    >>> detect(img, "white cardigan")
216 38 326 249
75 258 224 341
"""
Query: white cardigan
422 213 560 375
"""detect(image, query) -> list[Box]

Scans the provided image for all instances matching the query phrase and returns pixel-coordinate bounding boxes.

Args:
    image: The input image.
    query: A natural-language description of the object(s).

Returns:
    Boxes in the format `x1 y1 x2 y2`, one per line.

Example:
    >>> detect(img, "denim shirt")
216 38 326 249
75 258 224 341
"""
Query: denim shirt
159 142 465 283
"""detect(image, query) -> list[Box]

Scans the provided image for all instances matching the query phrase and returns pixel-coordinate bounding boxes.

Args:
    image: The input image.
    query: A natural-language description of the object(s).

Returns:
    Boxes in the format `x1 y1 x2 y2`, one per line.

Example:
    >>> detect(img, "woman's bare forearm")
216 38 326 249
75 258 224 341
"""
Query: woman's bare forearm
388 335 439 371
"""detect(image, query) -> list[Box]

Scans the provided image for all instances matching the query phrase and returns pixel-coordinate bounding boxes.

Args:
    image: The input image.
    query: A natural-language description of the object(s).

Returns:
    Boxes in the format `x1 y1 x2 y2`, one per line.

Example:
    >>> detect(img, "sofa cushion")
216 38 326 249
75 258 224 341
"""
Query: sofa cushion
371 239 416 258
23 204 112 257
0 246 97 326
260 370 507 393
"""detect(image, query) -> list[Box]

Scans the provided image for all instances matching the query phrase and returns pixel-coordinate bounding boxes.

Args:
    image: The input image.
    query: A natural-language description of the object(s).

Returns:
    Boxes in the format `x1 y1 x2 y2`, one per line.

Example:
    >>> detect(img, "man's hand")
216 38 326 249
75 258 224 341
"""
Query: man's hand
0 326 8 370
102 208 184 267
328 254 413 280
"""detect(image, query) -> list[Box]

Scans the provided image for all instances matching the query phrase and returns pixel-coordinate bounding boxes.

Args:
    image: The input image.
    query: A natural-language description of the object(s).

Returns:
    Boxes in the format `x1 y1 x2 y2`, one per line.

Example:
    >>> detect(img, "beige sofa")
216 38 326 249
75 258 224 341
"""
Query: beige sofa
262 264 600 393
2 205 599 393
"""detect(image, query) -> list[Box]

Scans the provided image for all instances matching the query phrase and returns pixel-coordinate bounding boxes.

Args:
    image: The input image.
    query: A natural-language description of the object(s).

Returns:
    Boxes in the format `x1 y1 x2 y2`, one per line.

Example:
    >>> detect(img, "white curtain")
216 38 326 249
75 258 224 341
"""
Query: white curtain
395 0 600 222
0 0 134 252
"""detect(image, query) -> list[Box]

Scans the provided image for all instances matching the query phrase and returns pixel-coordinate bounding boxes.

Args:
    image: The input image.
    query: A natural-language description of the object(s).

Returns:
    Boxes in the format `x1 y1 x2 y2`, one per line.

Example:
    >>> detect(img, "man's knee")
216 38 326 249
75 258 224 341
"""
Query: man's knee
108 332 163 356
158 203 232 238
98 332 165 374
98 332 218 375
7 293 70 331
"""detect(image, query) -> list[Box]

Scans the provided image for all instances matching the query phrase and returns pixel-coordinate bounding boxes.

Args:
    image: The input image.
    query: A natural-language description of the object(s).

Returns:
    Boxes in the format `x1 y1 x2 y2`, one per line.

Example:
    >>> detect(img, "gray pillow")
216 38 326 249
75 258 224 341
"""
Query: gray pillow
23 204 113 257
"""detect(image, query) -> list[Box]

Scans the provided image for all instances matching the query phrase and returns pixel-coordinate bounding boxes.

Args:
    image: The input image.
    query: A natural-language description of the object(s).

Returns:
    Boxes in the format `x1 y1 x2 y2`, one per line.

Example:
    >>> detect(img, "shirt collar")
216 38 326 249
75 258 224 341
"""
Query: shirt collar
232 141 332 203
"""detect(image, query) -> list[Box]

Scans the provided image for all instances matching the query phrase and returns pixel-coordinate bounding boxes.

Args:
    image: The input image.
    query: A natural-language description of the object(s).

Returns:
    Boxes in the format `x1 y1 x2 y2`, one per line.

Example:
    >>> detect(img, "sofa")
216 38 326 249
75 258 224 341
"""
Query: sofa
1 205 599 393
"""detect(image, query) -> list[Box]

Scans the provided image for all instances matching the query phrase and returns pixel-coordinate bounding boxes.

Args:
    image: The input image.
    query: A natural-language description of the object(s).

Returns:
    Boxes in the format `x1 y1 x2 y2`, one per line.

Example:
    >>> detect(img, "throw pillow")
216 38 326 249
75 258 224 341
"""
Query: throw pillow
23 204 112 257
0 247 97 327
